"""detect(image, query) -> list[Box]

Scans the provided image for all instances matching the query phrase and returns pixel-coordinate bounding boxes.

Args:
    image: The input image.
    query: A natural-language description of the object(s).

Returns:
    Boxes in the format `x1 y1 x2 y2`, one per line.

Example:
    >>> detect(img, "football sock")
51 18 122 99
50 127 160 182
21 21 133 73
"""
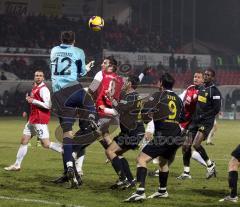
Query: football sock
49 142 63 153
15 144 28 167
120 157 134 182
206 159 213 167
63 137 73 167
229 171 238 198
183 148 191 167
75 155 85 174
184 166 190 174
191 150 207 167
159 171 169 192
111 156 125 180
62 154 67 174
136 167 147 189
194 145 209 162
206 128 215 143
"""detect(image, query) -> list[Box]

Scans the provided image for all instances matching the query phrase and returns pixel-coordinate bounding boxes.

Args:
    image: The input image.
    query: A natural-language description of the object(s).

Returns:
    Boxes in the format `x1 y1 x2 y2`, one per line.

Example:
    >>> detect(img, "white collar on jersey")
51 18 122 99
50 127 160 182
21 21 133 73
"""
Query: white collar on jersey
60 43 73 47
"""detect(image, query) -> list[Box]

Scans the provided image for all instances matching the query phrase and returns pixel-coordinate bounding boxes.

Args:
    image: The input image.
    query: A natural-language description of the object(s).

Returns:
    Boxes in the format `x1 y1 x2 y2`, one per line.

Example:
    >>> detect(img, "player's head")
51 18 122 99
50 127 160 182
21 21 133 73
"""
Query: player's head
101 56 117 73
34 70 44 85
204 68 215 84
160 73 175 90
125 75 140 90
61 31 75 45
193 70 204 86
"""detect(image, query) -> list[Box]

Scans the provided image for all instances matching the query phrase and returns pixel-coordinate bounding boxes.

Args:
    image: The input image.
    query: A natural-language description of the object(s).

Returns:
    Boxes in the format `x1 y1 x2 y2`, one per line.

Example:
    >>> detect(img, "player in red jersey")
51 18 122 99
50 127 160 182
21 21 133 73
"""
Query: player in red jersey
177 71 208 179
179 72 203 130
4 70 63 171
89 56 124 148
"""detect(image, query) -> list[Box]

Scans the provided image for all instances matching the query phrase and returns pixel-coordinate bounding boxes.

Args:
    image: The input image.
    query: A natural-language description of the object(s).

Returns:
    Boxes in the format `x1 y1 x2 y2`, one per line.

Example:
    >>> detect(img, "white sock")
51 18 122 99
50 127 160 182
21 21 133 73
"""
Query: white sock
206 159 212 167
15 144 28 167
75 155 85 173
153 157 159 164
206 129 214 143
184 166 190 173
49 142 63 153
191 150 207 167
66 161 73 168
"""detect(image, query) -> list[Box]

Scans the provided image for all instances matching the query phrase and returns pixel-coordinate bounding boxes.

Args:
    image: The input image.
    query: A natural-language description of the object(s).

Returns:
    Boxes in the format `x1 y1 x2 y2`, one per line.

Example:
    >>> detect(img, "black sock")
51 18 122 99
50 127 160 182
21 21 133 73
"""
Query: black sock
120 157 134 182
183 148 191 167
63 137 73 166
159 171 169 192
62 153 67 174
111 156 125 180
229 171 238 198
194 145 209 162
136 167 147 190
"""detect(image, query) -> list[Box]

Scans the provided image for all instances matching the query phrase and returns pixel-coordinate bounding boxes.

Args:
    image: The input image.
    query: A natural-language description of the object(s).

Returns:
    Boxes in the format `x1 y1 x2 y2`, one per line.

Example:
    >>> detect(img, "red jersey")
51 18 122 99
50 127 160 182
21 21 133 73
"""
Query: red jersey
29 83 50 124
96 70 123 116
180 84 199 129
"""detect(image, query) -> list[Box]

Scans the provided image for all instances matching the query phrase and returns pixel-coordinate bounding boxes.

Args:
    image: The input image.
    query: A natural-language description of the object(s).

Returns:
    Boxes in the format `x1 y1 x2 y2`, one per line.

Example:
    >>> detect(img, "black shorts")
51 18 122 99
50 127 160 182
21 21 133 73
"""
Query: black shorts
188 119 215 140
52 84 96 132
142 134 183 160
114 123 145 150
231 145 240 161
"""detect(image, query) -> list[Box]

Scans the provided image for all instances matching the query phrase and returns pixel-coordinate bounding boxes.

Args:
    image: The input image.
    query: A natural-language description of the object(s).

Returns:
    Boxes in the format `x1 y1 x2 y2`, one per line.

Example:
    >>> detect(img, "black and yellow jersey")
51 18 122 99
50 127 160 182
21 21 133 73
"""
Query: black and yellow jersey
143 90 184 136
194 83 221 121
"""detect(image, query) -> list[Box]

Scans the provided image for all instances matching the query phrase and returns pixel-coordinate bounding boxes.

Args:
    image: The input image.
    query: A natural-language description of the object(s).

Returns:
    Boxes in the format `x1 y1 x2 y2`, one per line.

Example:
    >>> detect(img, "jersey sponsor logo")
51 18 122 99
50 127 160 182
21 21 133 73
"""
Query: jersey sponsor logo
213 96 221 99
198 95 207 103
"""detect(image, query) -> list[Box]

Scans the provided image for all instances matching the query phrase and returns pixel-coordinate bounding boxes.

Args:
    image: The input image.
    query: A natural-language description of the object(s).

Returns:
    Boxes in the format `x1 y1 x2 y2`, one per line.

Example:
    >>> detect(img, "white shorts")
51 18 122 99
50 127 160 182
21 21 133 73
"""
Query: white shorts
23 122 49 139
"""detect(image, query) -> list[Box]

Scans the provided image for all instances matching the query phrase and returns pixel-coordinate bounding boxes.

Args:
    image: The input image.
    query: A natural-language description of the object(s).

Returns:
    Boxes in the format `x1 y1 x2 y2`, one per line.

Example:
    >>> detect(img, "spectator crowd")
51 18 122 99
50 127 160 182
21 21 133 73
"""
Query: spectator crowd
0 14 180 54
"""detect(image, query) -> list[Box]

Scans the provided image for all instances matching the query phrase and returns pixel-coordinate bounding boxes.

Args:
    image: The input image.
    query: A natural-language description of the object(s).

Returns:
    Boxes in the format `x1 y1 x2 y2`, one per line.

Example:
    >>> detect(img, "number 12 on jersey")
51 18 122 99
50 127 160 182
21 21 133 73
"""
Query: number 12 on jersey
51 57 72 75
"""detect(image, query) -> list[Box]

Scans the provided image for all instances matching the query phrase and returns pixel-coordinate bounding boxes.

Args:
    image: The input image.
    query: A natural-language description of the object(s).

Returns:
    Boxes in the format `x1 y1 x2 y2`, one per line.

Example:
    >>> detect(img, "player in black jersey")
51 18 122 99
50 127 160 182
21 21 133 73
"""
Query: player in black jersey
125 73 184 202
185 68 221 179
106 75 145 189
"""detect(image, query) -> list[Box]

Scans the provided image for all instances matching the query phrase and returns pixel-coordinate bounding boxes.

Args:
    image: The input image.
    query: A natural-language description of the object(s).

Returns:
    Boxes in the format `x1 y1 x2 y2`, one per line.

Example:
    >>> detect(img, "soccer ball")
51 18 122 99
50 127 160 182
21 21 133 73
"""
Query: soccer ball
88 16 104 31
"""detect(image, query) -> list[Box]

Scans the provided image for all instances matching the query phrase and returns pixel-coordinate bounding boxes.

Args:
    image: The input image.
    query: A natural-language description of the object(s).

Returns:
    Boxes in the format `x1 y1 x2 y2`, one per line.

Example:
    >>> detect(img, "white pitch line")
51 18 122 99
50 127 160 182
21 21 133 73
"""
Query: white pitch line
0 196 85 207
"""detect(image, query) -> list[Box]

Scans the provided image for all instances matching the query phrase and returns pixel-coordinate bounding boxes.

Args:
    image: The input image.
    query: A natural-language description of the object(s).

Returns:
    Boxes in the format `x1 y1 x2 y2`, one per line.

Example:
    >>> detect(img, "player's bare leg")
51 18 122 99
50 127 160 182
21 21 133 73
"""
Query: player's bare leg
193 131 216 179
40 138 63 153
206 121 217 145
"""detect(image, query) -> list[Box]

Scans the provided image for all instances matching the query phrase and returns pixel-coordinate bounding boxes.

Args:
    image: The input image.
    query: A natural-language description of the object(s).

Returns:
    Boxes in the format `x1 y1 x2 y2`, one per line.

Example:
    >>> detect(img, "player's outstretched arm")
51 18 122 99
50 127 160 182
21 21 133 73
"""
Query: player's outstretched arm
86 60 95 72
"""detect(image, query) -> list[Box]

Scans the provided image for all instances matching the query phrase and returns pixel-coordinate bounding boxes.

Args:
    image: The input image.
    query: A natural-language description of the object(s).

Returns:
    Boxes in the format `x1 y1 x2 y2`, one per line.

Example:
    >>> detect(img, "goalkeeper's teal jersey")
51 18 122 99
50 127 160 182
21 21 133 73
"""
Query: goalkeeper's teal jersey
50 44 87 92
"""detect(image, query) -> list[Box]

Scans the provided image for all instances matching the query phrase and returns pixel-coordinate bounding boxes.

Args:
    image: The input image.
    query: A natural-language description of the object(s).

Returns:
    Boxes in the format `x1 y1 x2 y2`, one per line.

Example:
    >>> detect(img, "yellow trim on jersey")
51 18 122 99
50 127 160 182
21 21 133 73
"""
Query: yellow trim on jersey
164 120 179 124
198 95 207 103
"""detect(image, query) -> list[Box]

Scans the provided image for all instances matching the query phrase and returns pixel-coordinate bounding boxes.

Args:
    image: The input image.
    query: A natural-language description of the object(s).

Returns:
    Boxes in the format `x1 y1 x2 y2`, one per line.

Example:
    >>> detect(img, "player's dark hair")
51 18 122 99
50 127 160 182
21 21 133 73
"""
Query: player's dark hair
35 69 44 76
160 73 175 90
128 75 140 90
61 31 75 44
106 56 117 66
205 68 216 77
105 56 117 72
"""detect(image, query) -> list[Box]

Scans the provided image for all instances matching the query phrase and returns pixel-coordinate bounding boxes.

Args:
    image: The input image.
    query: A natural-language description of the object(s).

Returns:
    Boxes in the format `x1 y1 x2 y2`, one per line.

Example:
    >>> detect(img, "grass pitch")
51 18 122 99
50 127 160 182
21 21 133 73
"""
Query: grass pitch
0 117 239 207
